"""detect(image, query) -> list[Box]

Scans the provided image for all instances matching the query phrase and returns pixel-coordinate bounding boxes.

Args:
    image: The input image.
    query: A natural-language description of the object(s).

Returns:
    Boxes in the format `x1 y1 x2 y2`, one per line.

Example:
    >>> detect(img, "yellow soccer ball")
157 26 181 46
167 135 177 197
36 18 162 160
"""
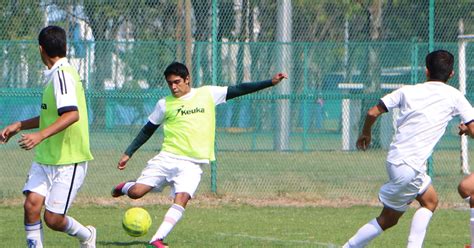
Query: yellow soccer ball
122 207 152 237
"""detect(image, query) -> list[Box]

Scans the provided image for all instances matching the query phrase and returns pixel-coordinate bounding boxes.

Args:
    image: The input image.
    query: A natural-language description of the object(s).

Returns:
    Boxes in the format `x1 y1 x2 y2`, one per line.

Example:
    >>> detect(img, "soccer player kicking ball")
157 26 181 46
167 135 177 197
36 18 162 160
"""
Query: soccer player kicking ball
111 62 287 247
343 50 474 248
0 26 95 248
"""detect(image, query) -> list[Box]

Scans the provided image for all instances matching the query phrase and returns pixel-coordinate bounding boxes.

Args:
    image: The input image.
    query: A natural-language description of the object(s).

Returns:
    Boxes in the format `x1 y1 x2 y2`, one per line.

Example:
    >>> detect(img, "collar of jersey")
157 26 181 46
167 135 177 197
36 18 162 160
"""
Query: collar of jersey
43 57 69 79
425 81 445 85
175 88 196 100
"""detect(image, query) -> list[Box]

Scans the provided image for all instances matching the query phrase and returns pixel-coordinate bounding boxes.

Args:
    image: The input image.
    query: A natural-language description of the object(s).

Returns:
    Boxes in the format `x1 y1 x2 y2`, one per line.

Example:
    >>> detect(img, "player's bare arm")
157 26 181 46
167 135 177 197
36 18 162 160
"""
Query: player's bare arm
356 103 387 150
118 121 160 170
1 122 21 144
19 111 78 150
1 116 40 144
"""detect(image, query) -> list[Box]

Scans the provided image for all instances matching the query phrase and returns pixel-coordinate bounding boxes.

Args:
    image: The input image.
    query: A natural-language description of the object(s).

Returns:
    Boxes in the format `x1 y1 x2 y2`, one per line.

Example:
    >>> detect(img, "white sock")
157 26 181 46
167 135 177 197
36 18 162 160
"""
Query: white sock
150 204 185 242
65 216 92 242
470 208 474 246
25 220 43 248
407 207 433 248
343 218 383 248
122 182 136 195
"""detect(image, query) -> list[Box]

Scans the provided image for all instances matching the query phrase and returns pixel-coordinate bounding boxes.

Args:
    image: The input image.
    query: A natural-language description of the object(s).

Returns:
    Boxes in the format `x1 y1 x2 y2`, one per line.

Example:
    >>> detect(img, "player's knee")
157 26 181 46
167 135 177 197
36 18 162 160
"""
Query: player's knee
429 197 439 211
458 174 474 198
43 211 65 231
423 195 439 211
376 215 400 230
458 179 473 198
24 198 42 213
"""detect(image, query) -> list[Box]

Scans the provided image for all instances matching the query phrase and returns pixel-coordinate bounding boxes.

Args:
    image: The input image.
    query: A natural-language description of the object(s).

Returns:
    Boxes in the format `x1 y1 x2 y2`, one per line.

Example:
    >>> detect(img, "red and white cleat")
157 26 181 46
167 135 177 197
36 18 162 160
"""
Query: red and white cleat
149 239 168 248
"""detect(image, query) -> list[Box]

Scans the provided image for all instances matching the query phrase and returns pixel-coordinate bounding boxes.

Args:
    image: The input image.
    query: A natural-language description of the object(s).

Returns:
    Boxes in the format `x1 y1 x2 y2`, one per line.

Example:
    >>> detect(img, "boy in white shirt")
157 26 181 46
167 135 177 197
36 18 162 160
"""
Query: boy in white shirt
344 50 474 248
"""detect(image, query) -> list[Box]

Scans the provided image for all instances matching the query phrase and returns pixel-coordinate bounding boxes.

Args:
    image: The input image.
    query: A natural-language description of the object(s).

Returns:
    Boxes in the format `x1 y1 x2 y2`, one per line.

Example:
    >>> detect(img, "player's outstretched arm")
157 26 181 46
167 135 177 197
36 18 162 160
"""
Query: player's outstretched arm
1 116 40 144
226 72 288 101
118 121 160 170
356 103 386 150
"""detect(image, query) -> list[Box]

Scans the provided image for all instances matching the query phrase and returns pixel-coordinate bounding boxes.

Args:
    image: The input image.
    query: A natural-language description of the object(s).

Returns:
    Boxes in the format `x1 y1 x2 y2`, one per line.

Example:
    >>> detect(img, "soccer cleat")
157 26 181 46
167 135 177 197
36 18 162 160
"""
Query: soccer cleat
148 239 169 248
465 245 471 248
111 180 135 198
80 225 96 248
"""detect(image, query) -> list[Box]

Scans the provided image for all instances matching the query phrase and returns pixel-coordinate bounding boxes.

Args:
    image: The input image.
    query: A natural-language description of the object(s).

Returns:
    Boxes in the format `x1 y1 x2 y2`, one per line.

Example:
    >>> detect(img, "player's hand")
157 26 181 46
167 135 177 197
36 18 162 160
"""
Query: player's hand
118 154 130 170
271 73 288 85
459 123 468 135
18 132 44 150
356 134 371 151
1 122 21 144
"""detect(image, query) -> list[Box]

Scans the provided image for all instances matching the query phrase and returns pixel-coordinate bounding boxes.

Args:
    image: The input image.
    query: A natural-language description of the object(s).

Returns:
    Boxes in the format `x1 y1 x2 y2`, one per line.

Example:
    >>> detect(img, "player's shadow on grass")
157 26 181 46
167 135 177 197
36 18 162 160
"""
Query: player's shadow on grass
99 240 148 246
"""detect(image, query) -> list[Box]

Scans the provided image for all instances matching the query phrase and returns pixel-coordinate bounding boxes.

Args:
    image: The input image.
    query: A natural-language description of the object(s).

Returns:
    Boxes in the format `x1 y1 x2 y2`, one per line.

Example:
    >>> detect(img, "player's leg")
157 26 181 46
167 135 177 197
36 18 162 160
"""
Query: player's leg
43 162 95 247
407 179 438 248
149 192 189 248
23 162 49 248
24 191 45 248
343 206 404 248
149 157 203 247
458 173 474 247
112 154 168 199
344 162 422 248
111 181 154 199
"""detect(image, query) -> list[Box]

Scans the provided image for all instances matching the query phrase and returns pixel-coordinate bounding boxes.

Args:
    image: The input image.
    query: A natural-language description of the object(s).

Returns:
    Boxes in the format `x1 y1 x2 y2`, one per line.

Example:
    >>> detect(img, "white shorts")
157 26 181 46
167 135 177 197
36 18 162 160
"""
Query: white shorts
136 152 203 198
23 162 88 214
378 162 431 212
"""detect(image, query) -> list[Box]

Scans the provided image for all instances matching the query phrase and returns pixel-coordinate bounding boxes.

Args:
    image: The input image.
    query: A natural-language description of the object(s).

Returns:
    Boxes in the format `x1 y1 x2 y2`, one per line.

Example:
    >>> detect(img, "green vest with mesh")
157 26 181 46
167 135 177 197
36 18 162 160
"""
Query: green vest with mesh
34 66 93 165
162 86 216 161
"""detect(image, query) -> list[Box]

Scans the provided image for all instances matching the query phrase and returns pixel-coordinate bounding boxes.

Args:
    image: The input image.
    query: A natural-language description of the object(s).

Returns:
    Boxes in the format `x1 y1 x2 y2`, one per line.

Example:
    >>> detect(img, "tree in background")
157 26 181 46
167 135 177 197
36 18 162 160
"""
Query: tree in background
0 0 43 88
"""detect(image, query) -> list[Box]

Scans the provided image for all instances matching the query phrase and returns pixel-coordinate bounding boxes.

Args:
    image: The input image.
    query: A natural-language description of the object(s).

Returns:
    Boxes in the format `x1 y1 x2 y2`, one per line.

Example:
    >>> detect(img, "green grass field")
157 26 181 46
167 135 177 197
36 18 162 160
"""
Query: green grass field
0 204 471 247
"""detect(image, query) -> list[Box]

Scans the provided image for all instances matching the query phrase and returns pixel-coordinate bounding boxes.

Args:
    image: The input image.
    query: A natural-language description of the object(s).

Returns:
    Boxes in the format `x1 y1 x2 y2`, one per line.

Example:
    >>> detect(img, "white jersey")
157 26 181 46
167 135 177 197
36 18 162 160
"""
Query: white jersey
381 81 474 171
148 86 228 163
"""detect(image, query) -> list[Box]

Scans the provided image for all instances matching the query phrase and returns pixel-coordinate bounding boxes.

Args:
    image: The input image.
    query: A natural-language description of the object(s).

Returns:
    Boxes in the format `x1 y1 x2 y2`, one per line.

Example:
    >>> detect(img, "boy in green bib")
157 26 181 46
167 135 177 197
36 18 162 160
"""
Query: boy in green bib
112 62 287 247
1 26 95 248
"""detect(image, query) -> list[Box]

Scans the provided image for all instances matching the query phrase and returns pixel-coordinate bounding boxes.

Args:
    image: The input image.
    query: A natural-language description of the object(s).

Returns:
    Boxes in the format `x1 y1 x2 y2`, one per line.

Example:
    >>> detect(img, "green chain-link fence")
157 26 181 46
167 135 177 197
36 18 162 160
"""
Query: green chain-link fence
2 0 474 206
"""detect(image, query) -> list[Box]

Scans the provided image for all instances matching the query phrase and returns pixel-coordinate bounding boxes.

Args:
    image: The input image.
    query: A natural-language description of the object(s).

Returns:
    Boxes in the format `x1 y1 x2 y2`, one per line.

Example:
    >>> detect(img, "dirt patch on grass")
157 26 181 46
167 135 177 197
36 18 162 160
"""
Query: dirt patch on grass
1 193 467 210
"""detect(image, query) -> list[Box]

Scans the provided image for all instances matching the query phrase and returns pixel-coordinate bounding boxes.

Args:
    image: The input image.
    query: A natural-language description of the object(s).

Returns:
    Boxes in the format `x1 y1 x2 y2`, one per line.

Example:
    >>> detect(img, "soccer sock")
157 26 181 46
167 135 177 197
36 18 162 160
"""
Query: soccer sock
150 204 185 242
122 182 136 196
64 216 92 242
343 218 383 248
464 197 474 246
407 207 433 248
470 208 474 246
25 220 43 248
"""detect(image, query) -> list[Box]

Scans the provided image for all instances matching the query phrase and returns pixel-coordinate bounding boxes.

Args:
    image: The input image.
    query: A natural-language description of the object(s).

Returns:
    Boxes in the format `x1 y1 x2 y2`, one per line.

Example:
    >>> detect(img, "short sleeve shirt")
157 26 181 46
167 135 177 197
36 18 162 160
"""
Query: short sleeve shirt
381 81 474 170
43 58 78 115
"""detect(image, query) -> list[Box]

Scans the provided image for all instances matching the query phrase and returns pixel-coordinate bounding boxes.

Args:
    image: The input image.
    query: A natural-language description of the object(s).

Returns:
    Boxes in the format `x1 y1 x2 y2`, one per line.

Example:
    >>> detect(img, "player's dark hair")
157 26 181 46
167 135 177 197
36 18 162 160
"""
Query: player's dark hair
425 50 454 82
38 26 67 58
164 62 189 79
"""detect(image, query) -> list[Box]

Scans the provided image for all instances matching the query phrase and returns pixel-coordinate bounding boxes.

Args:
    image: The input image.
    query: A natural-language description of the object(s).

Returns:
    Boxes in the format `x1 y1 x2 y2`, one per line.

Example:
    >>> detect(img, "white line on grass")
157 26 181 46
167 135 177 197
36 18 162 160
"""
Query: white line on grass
216 232 340 247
